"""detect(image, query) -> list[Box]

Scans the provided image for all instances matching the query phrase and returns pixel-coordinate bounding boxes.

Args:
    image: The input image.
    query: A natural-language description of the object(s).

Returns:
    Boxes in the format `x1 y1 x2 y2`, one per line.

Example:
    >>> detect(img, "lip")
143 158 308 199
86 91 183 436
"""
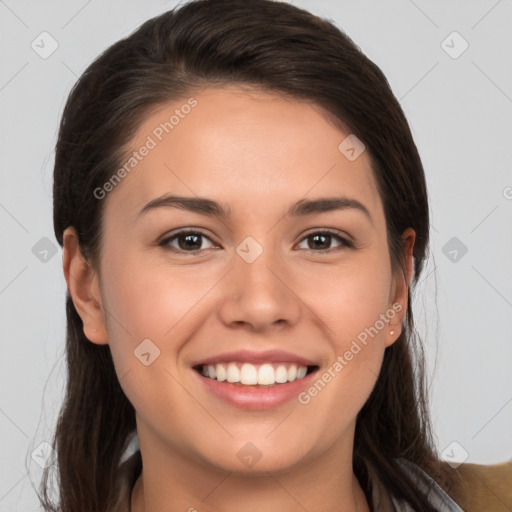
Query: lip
192 365 320 410
191 349 318 367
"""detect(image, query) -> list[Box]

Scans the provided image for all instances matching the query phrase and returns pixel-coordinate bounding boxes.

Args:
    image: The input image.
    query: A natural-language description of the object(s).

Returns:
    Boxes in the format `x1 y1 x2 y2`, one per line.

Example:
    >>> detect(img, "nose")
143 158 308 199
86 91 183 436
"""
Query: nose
217 243 302 332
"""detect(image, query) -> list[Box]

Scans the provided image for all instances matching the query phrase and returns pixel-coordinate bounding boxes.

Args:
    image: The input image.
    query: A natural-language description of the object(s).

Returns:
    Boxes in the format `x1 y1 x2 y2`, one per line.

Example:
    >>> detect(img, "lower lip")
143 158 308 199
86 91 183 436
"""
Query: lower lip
194 368 319 410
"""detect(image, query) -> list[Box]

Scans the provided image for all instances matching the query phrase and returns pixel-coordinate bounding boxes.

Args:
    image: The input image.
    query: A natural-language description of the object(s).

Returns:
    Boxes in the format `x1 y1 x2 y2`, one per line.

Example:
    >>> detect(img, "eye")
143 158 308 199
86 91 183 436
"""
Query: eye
296 230 353 252
160 229 218 253
159 228 353 254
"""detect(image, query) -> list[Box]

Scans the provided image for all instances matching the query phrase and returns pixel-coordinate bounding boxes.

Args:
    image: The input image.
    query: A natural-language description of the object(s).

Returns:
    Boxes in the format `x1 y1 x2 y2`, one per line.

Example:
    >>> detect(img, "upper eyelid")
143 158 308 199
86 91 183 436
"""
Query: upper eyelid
299 228 351 240
160 228 218 245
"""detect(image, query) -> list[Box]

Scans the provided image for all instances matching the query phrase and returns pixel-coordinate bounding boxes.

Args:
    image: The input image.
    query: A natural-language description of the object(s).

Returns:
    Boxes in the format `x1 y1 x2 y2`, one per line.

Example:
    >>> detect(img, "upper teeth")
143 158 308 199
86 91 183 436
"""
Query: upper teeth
201 362 308 385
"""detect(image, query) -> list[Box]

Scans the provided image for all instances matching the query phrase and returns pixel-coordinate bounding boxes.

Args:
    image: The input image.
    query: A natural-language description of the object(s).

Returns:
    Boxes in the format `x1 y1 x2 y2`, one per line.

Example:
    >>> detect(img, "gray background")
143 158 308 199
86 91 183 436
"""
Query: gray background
1 0 511 510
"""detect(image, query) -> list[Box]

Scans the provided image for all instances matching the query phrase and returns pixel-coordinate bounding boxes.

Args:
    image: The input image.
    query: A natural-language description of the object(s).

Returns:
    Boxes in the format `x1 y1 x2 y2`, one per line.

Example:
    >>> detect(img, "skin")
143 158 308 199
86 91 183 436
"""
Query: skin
63 86 415 512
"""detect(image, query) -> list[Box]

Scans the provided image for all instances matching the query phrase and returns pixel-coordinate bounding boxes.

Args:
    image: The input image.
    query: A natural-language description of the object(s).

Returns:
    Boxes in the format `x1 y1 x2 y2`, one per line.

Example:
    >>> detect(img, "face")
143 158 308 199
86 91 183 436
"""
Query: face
65 86 413 476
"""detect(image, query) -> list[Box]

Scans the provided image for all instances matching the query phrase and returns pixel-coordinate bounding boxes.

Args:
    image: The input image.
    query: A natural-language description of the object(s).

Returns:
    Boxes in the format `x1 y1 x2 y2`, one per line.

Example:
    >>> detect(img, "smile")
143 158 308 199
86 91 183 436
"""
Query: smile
193 361 319 410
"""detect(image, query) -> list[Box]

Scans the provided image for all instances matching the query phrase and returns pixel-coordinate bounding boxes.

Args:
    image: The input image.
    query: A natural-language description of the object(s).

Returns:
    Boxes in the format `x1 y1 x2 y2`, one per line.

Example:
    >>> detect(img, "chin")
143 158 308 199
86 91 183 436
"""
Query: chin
195 438 313 476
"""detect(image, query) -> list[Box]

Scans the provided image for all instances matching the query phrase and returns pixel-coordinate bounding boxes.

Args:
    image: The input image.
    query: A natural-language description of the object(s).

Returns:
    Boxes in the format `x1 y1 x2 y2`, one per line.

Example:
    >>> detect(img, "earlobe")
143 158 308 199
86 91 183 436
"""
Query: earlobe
386 228 416 347
62 227 109 345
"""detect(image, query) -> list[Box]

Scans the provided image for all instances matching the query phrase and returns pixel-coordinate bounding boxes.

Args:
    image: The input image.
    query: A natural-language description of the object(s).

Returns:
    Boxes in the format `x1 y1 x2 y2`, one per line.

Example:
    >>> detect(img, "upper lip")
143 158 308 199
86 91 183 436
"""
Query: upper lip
192 349 319 368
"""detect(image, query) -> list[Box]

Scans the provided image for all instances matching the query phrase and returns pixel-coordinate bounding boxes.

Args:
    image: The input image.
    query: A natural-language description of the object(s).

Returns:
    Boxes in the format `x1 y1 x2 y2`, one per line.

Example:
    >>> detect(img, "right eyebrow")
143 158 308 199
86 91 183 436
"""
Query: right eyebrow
138 195 231 220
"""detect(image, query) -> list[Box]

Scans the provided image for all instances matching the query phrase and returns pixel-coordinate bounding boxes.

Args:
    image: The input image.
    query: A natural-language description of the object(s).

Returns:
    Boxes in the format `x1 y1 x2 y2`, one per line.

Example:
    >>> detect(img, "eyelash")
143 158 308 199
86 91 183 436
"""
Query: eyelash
159 228 354 254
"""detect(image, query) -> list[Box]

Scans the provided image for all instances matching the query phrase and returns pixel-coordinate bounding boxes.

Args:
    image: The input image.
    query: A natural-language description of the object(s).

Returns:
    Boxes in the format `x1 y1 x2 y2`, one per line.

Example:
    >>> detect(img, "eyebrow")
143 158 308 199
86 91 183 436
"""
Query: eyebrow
138 194 373 224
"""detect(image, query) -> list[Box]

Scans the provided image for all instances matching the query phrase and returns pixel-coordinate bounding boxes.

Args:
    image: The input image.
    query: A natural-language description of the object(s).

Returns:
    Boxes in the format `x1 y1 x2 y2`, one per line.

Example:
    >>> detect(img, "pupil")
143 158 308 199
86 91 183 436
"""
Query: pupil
180 233 201 250
312 235 331 249
310 234 330 250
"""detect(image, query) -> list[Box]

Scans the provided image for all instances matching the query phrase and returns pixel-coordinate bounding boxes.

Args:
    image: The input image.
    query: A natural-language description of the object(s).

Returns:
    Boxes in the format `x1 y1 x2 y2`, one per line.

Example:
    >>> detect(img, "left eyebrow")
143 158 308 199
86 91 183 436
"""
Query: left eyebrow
287 197 373 225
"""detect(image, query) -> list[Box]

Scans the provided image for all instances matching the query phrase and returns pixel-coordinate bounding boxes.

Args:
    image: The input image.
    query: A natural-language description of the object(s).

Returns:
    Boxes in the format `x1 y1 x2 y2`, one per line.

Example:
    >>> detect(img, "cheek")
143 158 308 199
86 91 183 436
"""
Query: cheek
292 256 392 419
97 250 215 436
293 267 392 444
101 248 219 336
98 247 226 383
298 254 393 344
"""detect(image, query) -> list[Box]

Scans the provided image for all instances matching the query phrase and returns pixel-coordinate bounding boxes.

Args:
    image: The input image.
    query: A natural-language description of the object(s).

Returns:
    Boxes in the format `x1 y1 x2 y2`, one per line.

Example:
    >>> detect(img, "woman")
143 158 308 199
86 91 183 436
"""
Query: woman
40 0 511 511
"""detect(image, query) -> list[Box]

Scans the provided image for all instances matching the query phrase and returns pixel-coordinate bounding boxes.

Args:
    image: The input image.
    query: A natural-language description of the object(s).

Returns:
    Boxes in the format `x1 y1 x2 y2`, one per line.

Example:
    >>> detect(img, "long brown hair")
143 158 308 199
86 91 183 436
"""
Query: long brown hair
41 0 461 510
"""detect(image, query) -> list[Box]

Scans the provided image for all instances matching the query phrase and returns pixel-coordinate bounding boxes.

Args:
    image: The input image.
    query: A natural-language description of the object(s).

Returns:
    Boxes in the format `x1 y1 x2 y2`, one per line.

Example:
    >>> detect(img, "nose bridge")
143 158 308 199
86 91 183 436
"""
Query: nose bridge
236 237 280 289
234 234 284 300
217 235 300 330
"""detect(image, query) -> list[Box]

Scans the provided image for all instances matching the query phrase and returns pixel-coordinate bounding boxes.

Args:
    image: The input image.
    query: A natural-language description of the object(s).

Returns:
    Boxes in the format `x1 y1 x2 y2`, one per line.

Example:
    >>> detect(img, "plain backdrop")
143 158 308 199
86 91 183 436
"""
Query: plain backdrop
1 0 511 510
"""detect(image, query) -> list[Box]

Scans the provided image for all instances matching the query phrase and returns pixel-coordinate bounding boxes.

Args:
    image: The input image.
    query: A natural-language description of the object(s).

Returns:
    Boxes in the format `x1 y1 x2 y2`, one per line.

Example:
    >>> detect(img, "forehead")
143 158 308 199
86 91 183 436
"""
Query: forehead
104 86 383 226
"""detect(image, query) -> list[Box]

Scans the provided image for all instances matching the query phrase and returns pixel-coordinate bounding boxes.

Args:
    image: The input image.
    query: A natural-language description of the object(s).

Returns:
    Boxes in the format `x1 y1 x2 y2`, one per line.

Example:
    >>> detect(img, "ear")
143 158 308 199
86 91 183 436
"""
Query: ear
62 227 109 345
385 227 416 347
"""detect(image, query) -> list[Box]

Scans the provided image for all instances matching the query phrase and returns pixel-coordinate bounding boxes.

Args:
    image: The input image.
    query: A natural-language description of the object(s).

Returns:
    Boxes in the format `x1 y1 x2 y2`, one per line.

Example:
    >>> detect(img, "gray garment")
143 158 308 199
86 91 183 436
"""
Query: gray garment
390 458 465 512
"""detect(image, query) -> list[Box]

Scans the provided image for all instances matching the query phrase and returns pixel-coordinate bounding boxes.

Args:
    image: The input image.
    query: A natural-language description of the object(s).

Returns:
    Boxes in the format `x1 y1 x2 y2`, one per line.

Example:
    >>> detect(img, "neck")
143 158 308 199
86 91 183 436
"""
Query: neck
130 425 371 512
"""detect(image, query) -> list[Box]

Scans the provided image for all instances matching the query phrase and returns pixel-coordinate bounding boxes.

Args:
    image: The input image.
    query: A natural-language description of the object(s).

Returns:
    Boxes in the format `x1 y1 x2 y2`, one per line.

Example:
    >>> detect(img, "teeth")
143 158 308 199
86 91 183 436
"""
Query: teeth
275 365 288 383
226 363 240 383
240 363 257 384
199 362 310 386
216 364 226 382
258 363 275 385
297 366 307 379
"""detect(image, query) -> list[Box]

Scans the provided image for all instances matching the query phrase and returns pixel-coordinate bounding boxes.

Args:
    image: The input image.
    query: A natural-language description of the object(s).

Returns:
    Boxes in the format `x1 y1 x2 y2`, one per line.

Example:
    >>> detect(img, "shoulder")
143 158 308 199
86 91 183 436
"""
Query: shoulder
385 458 512 511
445 460 512 512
